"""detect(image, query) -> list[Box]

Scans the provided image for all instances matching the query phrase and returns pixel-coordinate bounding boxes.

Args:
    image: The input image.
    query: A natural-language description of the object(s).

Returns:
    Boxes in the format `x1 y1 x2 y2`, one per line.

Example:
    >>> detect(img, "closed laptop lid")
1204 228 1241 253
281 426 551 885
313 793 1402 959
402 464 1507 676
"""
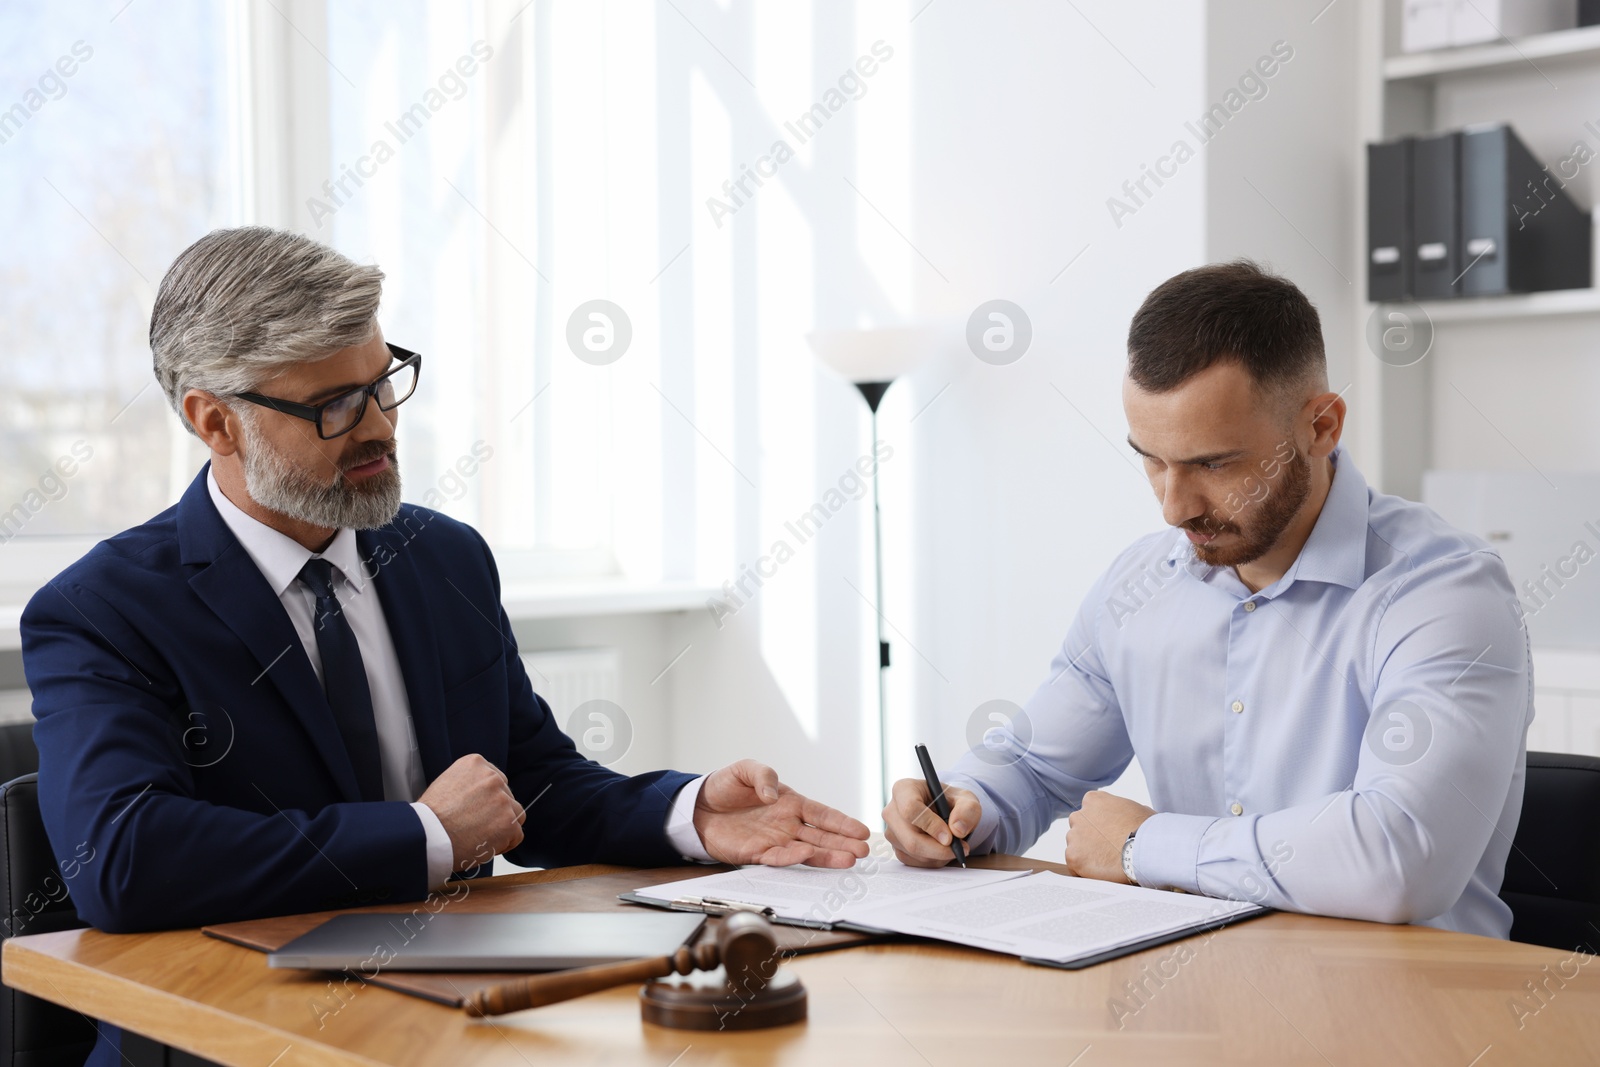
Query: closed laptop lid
267 911 706 972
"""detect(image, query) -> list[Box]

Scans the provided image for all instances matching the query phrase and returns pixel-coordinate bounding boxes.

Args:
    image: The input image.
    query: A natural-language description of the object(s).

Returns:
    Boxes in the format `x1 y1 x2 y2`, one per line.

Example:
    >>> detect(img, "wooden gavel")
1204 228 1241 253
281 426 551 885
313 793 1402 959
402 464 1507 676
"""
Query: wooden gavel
465 911 783 1018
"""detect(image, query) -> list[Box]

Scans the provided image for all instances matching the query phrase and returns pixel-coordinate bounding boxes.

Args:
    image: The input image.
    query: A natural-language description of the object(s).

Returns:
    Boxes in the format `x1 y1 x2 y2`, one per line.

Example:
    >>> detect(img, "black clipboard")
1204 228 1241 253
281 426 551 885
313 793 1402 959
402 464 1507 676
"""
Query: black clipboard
1020 904 1273 969
617 891 896 935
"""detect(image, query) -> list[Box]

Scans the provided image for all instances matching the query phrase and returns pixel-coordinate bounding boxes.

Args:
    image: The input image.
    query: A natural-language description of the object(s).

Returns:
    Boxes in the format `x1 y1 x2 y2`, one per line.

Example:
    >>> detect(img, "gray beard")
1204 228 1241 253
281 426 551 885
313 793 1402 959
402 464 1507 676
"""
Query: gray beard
238 415 402 531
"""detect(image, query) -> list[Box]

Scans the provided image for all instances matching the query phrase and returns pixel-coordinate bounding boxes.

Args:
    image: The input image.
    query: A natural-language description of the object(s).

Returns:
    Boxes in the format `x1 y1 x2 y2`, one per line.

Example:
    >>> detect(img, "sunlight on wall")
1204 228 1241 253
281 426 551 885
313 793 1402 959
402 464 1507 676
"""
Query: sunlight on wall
750 2 819 739
855 8 913 323
547 1 614 552
690 67 737 583
598 3 665 584
857 4 917 813
328 3 487 530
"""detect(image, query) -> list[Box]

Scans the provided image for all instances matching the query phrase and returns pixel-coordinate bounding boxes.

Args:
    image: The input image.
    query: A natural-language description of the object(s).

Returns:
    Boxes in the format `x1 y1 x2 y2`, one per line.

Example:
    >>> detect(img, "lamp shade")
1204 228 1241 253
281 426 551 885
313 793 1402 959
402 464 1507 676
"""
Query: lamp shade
805 327 942 384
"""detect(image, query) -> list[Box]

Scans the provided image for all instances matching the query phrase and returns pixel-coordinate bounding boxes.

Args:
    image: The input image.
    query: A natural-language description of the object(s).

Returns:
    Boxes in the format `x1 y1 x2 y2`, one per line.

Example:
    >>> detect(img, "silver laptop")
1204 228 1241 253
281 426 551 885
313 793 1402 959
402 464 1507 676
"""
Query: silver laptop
267 911 705 971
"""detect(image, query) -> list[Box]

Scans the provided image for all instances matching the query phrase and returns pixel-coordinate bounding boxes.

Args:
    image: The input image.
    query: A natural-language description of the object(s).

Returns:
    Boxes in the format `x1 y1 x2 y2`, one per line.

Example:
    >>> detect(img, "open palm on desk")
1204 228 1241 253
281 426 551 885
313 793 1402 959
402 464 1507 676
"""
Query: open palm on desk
693 759 871 868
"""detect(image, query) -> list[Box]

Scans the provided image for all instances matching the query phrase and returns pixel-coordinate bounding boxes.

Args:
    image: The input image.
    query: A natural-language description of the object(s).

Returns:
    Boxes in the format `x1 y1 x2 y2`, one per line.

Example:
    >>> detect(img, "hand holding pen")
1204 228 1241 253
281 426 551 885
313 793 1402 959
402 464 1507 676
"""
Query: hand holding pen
881 744 982 869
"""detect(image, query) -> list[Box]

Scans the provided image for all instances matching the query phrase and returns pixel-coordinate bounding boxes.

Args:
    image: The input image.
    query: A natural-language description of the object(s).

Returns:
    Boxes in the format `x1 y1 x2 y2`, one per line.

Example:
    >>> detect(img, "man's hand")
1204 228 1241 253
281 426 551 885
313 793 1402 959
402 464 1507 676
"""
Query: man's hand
417 754 527 871
883 777 981 868
1063 790 1155 883
692 759 870 868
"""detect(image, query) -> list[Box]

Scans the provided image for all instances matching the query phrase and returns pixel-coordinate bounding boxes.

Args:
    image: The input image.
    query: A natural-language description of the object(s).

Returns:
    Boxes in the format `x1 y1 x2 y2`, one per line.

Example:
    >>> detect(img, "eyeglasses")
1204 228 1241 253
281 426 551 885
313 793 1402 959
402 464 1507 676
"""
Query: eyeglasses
233 343 422 440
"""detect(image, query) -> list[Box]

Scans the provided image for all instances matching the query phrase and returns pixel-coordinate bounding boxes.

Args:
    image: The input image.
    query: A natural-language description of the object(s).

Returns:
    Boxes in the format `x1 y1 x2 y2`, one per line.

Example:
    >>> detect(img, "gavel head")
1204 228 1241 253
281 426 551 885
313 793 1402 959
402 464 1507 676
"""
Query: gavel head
715 911 781 995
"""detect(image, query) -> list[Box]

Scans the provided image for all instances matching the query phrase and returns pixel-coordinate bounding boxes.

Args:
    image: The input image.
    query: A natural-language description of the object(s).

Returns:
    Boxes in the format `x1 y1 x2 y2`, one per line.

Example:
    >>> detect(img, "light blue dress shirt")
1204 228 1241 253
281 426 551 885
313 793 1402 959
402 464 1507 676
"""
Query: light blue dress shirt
948 445 1530 938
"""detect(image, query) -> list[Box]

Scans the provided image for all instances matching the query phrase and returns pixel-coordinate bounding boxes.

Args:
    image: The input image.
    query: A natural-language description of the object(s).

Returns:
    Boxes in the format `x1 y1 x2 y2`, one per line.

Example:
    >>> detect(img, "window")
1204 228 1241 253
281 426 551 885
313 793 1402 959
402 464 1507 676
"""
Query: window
317 1 652 578
0 2 239 545
4 0 918 819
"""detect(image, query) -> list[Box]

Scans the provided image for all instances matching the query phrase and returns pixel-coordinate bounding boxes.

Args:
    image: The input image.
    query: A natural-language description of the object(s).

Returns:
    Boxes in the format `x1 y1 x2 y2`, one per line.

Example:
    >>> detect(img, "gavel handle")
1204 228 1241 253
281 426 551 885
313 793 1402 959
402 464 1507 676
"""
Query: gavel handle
465 954 678 1017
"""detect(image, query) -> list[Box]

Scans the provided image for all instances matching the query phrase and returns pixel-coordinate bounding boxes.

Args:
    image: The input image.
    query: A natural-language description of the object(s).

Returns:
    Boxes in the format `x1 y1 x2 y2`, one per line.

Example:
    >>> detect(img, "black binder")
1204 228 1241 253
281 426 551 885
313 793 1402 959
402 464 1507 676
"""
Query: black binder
1367 137 1414 302
1460 123 1592 297
1412 130 1462 300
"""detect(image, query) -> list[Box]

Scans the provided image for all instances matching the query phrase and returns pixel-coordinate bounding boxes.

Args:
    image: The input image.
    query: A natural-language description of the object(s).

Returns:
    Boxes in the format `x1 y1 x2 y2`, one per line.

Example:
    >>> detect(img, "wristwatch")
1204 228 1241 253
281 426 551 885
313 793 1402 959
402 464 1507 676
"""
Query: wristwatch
1121 830 1139 886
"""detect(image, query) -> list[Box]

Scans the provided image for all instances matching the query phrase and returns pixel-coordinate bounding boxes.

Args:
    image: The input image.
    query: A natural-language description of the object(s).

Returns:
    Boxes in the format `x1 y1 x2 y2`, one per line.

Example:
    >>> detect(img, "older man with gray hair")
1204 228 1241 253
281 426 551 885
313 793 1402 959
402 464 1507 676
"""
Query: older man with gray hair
23 226 866 1064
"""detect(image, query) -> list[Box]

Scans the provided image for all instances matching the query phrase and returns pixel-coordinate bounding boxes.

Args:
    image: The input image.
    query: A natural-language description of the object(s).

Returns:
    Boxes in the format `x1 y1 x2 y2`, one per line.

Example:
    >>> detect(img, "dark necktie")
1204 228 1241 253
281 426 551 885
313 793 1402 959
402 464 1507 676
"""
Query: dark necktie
297 558 386 801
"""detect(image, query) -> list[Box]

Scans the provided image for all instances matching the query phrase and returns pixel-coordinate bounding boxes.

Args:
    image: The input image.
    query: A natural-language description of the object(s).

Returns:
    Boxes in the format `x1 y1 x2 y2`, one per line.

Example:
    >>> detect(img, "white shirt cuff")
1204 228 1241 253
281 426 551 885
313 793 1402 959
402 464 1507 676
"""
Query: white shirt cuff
412 802 456 888
665 776 715 863
1131 811 1216 894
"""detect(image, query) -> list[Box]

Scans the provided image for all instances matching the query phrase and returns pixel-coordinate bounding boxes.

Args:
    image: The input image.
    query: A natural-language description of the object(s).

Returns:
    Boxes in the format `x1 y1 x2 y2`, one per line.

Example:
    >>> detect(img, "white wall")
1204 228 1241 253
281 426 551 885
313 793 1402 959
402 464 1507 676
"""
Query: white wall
643 1 1364 860
897 1 1360 861
661 0 1213 841
1204 0 1359 405
895 0 1210 856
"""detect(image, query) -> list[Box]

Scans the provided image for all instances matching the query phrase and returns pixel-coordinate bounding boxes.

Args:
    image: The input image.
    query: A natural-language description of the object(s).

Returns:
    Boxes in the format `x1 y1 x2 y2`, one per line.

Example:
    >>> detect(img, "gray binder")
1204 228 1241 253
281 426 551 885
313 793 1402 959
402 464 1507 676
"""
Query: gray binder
1460 123 1591 296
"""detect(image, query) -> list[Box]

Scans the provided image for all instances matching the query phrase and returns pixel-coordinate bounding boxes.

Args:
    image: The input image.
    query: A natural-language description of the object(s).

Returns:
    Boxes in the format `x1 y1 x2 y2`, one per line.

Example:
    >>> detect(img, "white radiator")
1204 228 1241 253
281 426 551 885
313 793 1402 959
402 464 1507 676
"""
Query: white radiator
518 648 621 721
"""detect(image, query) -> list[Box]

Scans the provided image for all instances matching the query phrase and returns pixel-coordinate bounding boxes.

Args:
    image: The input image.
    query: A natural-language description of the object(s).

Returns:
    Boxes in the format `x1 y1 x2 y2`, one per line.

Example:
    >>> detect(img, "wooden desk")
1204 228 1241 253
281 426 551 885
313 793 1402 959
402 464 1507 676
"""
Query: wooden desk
6 857 1599 1066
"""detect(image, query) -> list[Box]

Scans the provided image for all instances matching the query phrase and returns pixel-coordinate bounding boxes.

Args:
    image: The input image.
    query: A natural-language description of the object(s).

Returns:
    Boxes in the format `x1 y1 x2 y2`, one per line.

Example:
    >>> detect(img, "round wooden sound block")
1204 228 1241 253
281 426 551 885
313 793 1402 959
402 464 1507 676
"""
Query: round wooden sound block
639 966 807 1031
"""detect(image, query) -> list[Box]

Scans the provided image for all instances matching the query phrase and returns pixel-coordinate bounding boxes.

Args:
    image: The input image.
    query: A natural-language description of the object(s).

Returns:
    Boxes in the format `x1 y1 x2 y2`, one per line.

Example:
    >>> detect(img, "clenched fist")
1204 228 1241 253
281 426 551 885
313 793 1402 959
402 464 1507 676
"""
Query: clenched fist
417 754 526 871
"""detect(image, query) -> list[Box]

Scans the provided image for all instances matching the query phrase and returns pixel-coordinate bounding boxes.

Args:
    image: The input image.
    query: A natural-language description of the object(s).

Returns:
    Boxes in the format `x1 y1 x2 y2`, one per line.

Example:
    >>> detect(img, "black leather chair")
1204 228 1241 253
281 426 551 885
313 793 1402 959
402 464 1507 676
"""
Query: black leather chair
1501 751 1600 953
0 718 220 1067
0 767 96 1067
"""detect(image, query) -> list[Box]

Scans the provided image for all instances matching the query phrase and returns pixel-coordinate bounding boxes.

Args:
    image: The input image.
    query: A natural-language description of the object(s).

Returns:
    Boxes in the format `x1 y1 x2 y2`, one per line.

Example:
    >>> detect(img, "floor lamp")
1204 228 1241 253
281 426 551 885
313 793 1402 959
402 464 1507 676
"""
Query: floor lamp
806 328 935 811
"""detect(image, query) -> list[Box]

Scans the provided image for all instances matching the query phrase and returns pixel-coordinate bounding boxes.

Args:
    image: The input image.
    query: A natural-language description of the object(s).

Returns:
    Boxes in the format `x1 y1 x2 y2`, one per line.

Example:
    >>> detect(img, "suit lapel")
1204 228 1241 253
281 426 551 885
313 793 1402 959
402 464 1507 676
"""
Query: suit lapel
178 466 363 802
361 521 452 783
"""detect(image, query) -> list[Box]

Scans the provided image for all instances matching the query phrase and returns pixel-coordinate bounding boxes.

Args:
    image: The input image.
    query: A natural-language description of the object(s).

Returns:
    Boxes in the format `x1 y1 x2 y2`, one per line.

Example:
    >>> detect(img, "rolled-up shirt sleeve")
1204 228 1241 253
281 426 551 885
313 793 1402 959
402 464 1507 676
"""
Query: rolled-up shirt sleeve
1133 550 1529 925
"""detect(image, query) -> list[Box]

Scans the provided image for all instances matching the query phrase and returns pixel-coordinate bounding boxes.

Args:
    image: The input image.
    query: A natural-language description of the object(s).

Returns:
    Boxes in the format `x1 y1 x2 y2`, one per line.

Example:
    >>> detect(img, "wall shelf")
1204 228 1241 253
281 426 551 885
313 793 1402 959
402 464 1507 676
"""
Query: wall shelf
1354 2 1600 503
1384 23 1600 82
1388 287 1600 323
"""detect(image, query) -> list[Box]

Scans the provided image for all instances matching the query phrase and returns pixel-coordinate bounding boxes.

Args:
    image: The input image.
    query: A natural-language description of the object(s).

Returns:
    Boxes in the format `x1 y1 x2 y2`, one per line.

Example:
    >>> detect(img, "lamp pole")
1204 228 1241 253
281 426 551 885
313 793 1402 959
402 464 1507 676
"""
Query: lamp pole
855 380 892 811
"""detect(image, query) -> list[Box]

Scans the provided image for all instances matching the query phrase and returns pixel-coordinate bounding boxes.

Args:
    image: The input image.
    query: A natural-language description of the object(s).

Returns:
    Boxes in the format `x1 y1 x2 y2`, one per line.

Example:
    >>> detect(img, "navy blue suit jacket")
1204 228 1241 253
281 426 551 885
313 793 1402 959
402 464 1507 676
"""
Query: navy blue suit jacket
21 464 695 935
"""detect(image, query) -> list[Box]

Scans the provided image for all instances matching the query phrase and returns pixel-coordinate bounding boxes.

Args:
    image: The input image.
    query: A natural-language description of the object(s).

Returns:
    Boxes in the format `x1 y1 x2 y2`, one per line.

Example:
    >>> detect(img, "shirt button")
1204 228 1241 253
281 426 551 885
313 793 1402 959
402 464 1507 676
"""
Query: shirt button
1230 802 1244 816
1231 700 1244 714
1243 600 1257 612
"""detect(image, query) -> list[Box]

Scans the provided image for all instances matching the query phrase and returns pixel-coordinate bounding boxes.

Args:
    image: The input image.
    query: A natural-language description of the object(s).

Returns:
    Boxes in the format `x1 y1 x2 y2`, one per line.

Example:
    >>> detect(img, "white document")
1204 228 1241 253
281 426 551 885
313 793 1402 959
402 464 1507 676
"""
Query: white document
844 871 1265 966
634 862 1031 928
635 864 1264 965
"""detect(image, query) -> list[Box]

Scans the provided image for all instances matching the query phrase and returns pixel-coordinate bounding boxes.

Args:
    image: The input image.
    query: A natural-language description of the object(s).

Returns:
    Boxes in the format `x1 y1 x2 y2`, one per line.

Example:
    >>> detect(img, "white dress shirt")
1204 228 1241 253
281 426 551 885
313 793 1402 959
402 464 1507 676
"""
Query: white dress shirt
206 470 711 887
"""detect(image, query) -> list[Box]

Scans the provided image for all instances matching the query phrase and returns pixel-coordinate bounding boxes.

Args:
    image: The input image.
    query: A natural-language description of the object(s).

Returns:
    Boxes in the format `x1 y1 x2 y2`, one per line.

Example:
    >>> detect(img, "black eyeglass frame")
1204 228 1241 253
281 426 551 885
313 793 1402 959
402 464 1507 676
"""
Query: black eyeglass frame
233 343 422 440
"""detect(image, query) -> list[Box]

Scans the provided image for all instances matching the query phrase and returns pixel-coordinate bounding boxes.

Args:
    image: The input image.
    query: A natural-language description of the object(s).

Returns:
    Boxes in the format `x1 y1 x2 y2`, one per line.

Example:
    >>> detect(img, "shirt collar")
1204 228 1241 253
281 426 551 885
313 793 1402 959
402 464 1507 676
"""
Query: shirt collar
1162 444 1369 592
206 468 366 598
1280 445 1368 590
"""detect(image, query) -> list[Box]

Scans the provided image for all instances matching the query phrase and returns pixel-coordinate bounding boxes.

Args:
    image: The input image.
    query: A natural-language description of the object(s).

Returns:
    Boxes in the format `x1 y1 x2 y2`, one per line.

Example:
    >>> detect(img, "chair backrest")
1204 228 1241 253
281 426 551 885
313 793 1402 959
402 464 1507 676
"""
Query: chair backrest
1501 751 1600 953
0 771 95 1067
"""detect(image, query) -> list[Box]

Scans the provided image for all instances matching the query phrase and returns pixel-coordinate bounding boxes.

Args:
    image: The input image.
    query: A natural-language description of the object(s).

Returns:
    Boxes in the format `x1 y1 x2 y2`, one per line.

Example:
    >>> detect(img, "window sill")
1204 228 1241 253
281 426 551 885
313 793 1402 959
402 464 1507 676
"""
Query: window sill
496 580 718 621
0 580 718 652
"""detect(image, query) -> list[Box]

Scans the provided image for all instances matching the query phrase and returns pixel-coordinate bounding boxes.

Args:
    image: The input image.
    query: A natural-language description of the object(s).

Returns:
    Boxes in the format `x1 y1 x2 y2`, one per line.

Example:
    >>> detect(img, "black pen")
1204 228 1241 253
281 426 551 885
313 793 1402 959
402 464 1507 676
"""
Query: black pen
914 742 967 867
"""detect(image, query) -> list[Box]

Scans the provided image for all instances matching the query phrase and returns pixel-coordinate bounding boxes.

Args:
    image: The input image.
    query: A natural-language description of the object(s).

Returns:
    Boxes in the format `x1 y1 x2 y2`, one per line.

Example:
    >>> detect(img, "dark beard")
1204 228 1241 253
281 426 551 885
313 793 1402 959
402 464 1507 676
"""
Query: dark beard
1189 450 1312 568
